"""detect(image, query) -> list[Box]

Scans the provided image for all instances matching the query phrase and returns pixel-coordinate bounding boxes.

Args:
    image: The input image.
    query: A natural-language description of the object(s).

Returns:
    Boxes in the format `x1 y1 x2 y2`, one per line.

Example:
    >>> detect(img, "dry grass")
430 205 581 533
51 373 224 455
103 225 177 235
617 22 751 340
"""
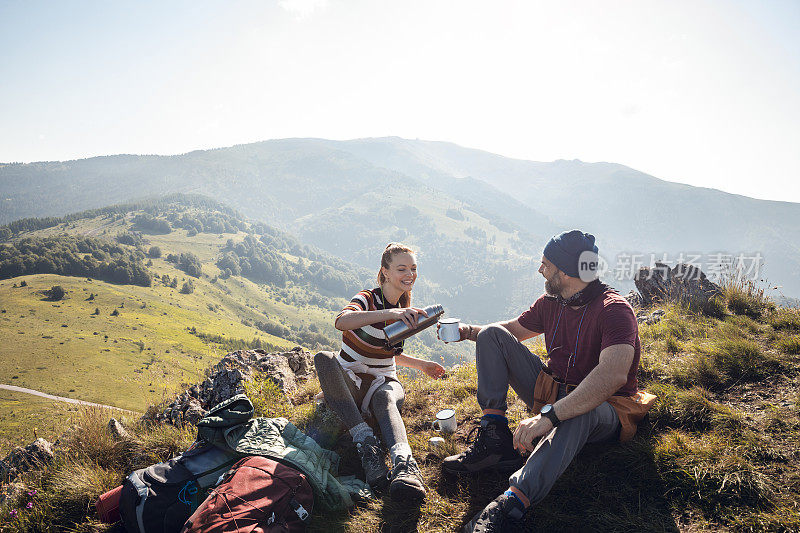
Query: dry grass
3 299 800 532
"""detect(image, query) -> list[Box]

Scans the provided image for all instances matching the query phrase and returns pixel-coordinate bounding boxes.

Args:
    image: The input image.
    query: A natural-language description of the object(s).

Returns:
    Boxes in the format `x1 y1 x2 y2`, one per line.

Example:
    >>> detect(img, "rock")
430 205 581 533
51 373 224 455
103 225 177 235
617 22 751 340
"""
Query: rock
624 290 643 309
144 348 315 427
1 438 54 481
634 262 721 309
637 309 666 325
0 481 27 513
107 418 132 440
183 398 206 426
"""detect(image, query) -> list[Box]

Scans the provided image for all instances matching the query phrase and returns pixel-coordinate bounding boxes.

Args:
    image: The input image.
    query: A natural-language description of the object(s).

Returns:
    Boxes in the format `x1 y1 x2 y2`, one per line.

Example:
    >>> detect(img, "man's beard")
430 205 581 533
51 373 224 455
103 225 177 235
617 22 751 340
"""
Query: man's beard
544 276 562 296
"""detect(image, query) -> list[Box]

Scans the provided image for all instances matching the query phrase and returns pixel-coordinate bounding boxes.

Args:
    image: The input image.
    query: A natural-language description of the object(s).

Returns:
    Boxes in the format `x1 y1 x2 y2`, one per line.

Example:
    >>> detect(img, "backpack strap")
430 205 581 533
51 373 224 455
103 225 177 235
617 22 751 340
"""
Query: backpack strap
126 472 149 533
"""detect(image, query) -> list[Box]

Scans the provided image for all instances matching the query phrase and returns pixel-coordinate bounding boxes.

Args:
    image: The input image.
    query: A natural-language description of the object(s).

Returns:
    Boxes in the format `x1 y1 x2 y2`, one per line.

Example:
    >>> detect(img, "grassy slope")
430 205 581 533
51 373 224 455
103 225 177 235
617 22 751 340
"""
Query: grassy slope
0 214 343 431
4 294 799 532
0 390 81 451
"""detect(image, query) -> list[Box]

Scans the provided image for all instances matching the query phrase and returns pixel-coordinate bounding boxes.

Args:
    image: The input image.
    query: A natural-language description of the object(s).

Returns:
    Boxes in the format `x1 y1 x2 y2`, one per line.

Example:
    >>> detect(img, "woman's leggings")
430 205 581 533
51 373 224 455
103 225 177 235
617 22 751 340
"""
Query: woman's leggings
314 351 408 449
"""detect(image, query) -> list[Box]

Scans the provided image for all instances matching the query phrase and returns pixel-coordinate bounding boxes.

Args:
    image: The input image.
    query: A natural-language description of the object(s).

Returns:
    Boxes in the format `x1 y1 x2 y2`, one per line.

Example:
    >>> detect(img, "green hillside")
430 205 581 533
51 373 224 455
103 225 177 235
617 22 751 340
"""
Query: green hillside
0 196 378 422
2 137 800 300
2 285 799 532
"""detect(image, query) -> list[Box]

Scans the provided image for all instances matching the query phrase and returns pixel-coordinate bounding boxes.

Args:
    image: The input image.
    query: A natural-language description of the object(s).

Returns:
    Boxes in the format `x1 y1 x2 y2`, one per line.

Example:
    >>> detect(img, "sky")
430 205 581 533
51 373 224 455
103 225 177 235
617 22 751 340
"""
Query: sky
1 0 798 203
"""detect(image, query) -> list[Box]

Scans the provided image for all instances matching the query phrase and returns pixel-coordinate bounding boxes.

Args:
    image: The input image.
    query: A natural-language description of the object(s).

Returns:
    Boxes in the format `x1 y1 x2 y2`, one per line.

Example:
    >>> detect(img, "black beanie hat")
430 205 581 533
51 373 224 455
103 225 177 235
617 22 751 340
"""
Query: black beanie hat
543 230 598 279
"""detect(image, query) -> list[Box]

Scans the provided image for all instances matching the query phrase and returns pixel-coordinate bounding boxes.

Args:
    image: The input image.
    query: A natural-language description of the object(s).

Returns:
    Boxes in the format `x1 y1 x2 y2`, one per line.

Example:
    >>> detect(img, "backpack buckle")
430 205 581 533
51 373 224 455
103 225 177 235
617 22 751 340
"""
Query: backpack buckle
290 498 309 522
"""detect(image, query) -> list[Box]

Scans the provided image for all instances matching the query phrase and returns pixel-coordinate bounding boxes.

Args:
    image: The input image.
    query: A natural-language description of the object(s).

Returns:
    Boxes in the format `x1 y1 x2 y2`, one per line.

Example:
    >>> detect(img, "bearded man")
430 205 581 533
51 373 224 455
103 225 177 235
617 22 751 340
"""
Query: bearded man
442 230 655 532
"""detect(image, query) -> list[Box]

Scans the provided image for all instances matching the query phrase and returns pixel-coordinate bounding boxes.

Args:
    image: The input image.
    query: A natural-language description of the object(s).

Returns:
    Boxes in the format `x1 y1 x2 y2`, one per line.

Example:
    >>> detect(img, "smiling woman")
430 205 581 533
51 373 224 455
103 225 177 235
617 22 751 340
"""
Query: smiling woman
313 242 446 502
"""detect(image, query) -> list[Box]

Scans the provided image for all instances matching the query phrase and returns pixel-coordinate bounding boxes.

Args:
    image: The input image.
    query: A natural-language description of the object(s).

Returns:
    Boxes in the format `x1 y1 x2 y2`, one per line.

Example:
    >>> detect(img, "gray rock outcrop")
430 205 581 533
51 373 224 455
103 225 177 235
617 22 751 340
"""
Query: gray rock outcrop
1 438 54 482
633 262 722 309
146 347 315 427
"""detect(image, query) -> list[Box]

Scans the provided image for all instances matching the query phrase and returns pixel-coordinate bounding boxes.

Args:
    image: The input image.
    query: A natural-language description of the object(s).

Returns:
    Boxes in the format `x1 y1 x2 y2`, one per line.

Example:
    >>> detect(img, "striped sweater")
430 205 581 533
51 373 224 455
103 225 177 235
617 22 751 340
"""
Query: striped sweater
337 287 403 367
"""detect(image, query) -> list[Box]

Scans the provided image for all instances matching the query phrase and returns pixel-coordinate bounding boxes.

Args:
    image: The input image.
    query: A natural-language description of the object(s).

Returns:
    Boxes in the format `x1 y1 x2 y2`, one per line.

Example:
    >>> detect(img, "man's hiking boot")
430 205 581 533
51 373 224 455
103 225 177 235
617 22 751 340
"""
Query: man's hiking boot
389 456 426 501
442 418 523 474
463 493 526 532
357 435 389 491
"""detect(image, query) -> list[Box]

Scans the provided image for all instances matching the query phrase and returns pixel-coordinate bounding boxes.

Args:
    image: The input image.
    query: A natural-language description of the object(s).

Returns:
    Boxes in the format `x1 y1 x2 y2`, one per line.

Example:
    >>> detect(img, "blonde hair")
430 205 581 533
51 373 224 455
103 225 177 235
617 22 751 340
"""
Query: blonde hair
377 242 415 308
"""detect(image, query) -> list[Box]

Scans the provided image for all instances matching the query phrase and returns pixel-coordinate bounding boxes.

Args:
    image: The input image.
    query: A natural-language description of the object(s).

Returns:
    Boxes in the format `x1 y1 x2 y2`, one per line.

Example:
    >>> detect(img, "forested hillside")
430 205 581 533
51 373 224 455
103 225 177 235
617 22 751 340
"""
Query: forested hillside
3 137 799 306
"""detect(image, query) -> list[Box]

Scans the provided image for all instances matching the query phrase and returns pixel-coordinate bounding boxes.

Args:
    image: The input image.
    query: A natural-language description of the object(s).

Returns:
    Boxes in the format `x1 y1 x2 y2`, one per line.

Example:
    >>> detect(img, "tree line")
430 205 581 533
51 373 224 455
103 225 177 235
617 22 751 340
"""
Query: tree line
216 234 364 296
0 236 152 286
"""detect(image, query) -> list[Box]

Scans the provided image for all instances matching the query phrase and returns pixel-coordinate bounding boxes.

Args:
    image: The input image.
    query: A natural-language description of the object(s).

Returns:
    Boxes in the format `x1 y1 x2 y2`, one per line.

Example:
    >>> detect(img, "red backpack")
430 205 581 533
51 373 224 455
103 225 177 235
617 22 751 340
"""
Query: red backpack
180 456 314 533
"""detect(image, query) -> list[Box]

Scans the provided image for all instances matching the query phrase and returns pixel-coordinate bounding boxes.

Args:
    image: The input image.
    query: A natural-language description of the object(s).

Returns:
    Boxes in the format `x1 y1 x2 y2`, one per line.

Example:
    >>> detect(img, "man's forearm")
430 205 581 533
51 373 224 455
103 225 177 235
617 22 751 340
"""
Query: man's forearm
463 319 527 342
552 368 621 421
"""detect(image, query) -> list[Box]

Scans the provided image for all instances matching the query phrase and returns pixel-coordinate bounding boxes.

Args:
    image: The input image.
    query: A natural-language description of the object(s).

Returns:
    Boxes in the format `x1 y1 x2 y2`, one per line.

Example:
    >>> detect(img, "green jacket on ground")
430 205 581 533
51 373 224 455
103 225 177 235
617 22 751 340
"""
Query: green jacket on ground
196 394 371 511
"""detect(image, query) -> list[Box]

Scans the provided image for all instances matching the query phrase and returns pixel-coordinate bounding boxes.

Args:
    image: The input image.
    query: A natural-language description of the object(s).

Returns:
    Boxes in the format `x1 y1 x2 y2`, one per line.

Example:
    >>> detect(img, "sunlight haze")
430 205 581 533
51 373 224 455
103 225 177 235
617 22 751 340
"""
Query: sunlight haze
1 0 798 202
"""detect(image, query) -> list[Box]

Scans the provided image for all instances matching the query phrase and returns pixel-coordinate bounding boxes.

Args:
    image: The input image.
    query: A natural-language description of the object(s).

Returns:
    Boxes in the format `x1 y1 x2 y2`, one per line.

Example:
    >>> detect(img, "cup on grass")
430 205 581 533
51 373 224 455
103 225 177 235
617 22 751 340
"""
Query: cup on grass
432 408 457 434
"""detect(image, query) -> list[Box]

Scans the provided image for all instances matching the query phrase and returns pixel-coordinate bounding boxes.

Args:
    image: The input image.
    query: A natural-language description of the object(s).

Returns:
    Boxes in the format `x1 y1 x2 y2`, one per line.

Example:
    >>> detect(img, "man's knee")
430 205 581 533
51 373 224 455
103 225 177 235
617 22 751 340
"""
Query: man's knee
476 323 509 345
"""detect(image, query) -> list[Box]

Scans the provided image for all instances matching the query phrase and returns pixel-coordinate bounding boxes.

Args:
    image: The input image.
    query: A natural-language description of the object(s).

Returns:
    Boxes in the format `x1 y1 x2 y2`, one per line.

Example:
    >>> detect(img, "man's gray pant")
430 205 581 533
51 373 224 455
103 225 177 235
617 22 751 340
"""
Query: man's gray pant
476 325 620 504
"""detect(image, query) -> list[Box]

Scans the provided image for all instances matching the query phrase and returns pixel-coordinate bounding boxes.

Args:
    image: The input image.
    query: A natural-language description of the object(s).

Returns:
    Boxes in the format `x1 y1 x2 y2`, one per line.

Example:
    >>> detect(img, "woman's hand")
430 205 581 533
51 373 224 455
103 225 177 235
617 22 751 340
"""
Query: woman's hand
422 360 446 379
388 307 429 328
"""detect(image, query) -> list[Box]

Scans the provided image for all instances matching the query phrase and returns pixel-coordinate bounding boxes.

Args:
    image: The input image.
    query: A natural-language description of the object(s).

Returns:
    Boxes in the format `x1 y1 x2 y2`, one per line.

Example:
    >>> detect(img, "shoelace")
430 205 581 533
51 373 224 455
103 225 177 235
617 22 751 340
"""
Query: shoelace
389 457 429 489
462 422 491 458
358 442 385 471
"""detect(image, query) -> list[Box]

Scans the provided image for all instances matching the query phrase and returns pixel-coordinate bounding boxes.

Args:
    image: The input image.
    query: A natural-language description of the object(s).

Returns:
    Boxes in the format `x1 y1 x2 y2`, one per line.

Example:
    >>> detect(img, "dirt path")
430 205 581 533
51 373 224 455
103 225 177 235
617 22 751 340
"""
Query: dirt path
0 384 140 414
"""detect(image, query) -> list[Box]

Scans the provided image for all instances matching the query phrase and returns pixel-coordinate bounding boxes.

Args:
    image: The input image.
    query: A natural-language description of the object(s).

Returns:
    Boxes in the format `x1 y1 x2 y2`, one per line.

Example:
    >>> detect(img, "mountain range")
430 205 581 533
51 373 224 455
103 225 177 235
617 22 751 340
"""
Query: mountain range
3 137 799 307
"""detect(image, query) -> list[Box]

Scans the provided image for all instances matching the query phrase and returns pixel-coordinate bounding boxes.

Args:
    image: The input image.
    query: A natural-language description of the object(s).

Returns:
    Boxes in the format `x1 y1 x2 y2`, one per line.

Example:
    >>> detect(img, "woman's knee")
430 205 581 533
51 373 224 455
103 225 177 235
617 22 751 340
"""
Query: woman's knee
372 384 404 409
314 351 336 372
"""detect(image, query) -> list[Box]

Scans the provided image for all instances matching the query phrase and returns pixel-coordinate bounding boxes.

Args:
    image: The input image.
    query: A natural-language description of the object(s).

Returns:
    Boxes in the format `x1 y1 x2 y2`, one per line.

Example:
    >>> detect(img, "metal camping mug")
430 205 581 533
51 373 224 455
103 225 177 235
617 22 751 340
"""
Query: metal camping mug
432 408 457 434
438 317 461 342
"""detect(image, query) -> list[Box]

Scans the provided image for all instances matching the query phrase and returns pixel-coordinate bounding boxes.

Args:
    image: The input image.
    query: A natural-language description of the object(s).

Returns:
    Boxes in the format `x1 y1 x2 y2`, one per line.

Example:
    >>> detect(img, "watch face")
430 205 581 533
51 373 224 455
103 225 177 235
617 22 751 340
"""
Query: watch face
541 404 552 414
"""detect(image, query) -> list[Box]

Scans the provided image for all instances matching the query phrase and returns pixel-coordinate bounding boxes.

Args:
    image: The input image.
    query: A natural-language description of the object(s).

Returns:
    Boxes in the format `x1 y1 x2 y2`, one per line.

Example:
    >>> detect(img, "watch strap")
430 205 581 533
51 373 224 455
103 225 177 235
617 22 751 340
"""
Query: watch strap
542 404 561 427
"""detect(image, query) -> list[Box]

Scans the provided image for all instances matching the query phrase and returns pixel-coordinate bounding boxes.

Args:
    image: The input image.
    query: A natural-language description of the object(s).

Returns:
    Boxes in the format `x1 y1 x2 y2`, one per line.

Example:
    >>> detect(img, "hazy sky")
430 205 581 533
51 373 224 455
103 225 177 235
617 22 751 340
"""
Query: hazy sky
1 1 798 202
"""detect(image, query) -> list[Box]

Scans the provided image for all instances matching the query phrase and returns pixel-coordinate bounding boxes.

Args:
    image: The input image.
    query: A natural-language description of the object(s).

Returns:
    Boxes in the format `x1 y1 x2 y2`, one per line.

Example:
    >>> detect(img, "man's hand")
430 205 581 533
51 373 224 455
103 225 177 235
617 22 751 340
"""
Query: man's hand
512 415 553 452
422 360 446 379
436 323 472 343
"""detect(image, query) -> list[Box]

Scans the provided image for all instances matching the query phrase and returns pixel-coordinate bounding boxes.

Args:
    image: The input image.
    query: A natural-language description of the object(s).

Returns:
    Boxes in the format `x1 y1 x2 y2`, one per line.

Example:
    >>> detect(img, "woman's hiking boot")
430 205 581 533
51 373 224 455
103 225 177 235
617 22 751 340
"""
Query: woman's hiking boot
463 492 526 532
442 418 523 474
357 435 389 491
389 456 427 501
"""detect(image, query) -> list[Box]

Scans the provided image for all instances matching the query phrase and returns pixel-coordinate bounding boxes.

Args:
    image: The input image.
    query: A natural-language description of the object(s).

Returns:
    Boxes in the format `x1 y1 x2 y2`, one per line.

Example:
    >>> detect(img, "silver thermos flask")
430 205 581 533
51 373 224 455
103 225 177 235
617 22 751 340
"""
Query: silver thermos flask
383 304 445 346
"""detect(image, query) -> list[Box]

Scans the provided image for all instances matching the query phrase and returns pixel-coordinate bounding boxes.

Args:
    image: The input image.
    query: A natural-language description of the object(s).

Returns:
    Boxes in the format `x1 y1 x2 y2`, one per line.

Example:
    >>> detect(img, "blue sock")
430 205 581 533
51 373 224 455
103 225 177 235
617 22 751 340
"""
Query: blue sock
504 489 525 508
482 413 508 424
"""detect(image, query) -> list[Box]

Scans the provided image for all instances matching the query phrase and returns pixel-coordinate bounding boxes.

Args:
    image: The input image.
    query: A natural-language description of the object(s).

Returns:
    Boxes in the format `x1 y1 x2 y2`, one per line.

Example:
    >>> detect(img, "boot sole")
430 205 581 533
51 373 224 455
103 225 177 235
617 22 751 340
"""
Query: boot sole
389 479 426 501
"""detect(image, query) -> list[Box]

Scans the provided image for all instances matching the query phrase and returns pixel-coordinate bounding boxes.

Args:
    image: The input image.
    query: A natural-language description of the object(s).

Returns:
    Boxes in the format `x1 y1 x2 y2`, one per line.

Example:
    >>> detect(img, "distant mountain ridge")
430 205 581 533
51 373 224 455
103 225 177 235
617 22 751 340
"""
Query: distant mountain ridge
2 137 799 299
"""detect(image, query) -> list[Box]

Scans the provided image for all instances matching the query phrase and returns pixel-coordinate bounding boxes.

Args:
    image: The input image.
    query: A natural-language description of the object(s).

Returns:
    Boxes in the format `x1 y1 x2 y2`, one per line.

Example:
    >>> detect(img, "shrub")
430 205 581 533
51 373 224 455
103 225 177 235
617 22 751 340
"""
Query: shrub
179 281 194 294
701 295 727 319
47 285 66 301
20 280 27 287
648 383 741 431
768 308 800 332
148 246 162 258
724 276 773 318
245 375 292 419
777 336 800 355
665 336 681 354
110 309 119 316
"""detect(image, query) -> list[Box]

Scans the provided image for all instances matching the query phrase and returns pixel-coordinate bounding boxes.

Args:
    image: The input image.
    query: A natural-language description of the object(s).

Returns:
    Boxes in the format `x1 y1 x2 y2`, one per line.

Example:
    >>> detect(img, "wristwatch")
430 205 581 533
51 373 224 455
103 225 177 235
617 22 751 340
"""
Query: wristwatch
540 404 561 427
